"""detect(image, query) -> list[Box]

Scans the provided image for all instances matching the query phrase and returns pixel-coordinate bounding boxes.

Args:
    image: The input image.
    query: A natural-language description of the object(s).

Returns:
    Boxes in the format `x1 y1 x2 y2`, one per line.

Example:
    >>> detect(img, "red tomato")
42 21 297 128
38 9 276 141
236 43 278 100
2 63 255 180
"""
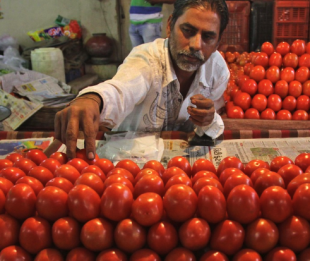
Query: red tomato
249 65 265 82
45 177 73 194
233 92 251 111
287 173 310 197
258 79 274 96
101 183 133 221
114 218 146 253
241 79 257 96
277 164 303 187
131 192 163 226
296 67 310 83
217 156 244 176
294 110 310 121
227 185 260 224
36 186 68 221
25 149 47 166
0 246 32 261
134 174 164 198
50 152 68 165
54 164 80 184
200 251 229 261
295 152 310 172
40 158 61 175
74 173 104 196
267 94 282 112
260 186 292 223
232 249 262 261
276 42 290 56
283 53 299 68
219 168 245 186
244 108 260 119
165 174 192 192
28 166 54 186
116 159 140 178
129 249 160 261
223 173 253 197
5 152 23 164
0 190 5 214
19 216 52 254
252 52 269 68
250 168 270 185
282 96 297 111
260 108 276 120
96 249 127 261
15 176 43 196
81 165 106 182
254 171 285 196
178 217 210 251
210 219 245 256
193 177 223 194
5 183 36 220
299 53 310 67
80 218 113 252
192 158 217 175
192 170 219 185
134 168 160 185
297 95 310 111
261 42 274 56
251 94 267 112
0 159 13 170
244 159 269 176
279 215 310 252
142 160 165 177
245 218 278 254
13 158 36 175
167 156 192 177
288 80 302 98
147 221 178 256
164 248 196 261
0 178 13 196
291 39 306 56
34 249 64 261
270 156 293 172
107 167 135 184
269 52 282 67
293 183 310 220
75 148 99 165
226 106 244 119
52 217 80 250
0 214 20 250
265 66 280 84
104 174 134 193
244 63 254 76
0 167 26 184
162 166 187 184
67 184 101 222
280 67 295 82
197 186 226 224
65 247 96 261
298 248 310 261
67 158 89 173
274 80 288 99
163 184 197 222
93 158 114 174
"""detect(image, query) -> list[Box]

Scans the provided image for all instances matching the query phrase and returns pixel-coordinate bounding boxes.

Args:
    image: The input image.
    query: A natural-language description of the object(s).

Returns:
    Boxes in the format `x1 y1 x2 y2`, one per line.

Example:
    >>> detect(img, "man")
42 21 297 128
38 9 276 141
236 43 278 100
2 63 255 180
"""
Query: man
55 0 230 160
129 0 175 47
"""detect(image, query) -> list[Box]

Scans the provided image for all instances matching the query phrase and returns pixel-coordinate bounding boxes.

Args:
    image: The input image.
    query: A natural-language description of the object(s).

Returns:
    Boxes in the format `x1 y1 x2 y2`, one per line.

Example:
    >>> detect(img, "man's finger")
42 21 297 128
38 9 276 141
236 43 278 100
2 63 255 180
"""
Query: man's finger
65 110 80 159
188 106 215 116
82 113 99 160
54 111 62 141
191 98 214 109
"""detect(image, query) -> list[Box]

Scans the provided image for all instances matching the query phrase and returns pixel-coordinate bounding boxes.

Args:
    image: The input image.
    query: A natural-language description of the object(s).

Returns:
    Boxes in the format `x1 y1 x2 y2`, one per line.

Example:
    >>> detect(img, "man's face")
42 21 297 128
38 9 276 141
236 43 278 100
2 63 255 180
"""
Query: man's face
167 7 221 72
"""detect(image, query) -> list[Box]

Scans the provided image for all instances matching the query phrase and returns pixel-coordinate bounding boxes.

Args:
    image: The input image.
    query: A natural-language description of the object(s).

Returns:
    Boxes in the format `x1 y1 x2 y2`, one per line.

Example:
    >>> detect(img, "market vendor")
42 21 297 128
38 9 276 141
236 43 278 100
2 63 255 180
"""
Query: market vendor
55 0 230 159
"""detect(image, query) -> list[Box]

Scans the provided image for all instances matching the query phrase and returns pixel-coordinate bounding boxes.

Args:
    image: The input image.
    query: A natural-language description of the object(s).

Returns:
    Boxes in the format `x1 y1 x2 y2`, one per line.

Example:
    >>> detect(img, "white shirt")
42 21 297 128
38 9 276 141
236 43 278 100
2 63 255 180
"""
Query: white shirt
79 38 230 139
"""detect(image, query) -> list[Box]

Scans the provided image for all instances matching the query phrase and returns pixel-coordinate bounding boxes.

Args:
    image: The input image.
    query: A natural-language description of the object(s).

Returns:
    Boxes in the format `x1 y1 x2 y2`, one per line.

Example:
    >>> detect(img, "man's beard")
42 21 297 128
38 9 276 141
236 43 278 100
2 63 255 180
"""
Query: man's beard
169 33 205 72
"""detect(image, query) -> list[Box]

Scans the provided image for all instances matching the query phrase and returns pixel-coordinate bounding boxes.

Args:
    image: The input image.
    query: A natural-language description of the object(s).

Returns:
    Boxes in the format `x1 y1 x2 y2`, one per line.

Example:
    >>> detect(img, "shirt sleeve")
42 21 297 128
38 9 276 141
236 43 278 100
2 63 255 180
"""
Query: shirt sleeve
195 112 224 139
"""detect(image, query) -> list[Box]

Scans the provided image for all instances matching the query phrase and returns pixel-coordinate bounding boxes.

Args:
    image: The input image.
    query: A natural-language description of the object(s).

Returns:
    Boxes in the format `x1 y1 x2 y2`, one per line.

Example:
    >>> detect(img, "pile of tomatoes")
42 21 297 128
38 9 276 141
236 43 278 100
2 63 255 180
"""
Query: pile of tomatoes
224 39 310 120
1 149 310 260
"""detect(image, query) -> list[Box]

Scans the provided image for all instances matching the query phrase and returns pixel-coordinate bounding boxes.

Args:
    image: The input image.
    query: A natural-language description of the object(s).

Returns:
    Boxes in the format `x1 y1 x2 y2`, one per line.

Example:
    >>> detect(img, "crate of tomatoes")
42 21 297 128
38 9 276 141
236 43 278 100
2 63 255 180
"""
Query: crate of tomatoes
223 39 310 130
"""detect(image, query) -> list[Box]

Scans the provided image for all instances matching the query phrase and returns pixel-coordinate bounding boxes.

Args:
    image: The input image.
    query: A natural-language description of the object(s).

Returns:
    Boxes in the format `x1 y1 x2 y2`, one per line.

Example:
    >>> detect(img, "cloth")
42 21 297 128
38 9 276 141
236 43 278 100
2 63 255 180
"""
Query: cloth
79 38 230 139
129 0 163 25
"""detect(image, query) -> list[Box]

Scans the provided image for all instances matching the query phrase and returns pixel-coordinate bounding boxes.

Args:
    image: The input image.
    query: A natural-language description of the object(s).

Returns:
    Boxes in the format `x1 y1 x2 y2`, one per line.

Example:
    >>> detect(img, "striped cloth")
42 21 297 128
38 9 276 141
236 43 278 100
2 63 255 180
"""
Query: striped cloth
130 0 163 24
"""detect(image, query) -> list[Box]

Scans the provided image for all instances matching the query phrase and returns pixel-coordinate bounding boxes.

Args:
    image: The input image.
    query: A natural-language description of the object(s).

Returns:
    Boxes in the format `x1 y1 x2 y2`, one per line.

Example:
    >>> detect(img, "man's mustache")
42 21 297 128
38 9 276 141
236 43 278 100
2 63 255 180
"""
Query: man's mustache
178 50 204 62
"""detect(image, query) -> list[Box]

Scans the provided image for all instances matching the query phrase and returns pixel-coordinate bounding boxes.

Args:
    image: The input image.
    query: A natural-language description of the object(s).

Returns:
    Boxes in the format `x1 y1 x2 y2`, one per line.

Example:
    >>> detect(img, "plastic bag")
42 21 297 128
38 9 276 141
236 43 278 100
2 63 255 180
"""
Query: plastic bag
0 46 25 68
0 35 19 52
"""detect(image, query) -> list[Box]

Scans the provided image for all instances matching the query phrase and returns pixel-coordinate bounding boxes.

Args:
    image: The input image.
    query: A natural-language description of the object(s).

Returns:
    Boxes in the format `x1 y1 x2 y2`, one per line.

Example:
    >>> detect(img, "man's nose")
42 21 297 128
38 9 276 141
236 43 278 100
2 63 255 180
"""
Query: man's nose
189 34 202 51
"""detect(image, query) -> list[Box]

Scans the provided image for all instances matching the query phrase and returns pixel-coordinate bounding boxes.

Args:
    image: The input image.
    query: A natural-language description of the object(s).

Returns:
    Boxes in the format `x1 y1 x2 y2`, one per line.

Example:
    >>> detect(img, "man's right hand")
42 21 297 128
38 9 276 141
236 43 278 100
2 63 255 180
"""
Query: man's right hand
54 94 101 160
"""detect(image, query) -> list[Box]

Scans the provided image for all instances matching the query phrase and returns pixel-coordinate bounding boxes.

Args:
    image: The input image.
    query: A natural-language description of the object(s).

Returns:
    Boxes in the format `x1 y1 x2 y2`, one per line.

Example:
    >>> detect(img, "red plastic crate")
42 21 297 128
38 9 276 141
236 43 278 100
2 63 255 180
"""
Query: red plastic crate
273 0 309 47
218 1 250 53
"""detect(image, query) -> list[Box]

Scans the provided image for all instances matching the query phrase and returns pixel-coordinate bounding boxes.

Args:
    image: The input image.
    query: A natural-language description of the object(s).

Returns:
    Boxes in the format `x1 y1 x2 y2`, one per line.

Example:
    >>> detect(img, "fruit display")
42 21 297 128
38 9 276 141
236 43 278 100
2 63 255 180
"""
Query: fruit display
224 40 310 120
1 149 310 260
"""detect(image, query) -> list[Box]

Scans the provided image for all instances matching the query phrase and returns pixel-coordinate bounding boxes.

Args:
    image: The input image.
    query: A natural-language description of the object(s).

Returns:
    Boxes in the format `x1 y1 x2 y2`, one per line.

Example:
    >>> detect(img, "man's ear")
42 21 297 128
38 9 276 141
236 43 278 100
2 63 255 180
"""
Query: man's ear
166 15 172 38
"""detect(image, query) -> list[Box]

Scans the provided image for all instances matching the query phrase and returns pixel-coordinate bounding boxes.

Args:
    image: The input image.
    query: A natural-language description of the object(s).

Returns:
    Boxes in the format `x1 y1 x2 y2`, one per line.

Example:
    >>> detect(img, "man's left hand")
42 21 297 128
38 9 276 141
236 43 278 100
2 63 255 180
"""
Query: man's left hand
187 94 215 126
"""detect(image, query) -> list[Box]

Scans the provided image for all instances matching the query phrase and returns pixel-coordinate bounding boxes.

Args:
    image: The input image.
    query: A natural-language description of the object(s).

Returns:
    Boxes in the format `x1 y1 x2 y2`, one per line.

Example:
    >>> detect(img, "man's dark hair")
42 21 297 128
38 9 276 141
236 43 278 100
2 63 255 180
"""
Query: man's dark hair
170 0 229 39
